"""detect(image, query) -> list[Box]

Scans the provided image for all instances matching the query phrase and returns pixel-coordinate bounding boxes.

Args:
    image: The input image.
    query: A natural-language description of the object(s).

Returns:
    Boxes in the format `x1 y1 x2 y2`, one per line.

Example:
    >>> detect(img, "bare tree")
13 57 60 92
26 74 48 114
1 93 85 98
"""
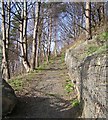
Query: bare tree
47 15 52 61
1 0 10 80
53 17 58 57
20 1 30 72
85 1 92 40
31 2 41 70
1 1 107 78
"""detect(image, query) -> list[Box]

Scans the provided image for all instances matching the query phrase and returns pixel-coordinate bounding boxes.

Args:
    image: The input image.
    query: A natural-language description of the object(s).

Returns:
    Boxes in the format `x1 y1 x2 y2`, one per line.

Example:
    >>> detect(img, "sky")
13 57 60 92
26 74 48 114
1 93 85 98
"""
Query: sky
0 0 108 2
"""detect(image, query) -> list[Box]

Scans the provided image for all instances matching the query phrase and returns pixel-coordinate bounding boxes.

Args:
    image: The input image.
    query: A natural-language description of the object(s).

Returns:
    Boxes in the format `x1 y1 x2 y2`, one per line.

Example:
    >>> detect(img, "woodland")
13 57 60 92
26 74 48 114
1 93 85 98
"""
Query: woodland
1 1 107 80
0 1 108 119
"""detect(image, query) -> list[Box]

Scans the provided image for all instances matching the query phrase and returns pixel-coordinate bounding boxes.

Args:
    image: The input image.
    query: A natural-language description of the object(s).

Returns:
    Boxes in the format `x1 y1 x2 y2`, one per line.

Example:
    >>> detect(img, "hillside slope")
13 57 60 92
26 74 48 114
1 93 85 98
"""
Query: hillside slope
65 31 107 118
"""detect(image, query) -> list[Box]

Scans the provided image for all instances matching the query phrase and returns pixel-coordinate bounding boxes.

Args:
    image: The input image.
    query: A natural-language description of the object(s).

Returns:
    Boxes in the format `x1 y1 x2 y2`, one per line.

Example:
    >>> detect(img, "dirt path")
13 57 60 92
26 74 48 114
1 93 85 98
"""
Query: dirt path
5 56 81 119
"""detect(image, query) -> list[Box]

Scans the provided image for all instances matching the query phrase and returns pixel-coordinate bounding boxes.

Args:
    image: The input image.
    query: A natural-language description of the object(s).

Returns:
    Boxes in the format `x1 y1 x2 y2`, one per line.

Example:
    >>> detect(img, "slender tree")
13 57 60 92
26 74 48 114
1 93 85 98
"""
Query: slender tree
20 1 30 72
1 0 10 80
85 1 92 40
31 2 41 70
53 17 58 57
47 15 52 61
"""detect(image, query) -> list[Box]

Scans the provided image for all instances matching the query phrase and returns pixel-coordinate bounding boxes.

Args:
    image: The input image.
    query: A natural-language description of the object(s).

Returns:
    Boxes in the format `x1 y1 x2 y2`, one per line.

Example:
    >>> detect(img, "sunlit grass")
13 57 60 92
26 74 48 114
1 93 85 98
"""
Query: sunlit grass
8 78 23 91
71 99 80 107
65 79 74 94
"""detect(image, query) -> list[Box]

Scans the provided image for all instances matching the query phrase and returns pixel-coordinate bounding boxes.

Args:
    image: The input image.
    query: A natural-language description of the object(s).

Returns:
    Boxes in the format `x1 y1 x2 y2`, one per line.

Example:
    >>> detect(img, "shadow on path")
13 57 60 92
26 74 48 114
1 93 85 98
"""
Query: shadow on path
35 68 66 71
2 56 84 119
3 95 84 119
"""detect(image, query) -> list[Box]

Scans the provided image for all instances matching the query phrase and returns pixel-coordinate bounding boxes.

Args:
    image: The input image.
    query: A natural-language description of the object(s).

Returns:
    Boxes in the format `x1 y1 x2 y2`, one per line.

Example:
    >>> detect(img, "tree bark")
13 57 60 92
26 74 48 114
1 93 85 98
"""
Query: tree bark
23 1 28 60
6 0 10 50
54 17 58 57
48 16 52 61
1 0 10 80
31 2 41 70
20 1 30 72
85 1 92 40
38 17 43 66
6 0 11 78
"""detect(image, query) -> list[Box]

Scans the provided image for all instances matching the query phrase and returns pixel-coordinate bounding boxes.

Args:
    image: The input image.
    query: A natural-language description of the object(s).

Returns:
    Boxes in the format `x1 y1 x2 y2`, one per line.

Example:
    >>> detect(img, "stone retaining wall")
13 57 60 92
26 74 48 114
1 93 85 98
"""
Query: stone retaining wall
65 46 107 118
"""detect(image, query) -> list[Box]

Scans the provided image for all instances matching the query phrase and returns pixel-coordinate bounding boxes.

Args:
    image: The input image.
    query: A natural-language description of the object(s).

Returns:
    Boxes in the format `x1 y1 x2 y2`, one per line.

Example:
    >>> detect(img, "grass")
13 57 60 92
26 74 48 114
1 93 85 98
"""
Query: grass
36 66 44 71
67 31 108 59
71 99 80 107
61 53 65 63
8 70 38 91
95 31 108 46
87 45 99 55
95 44 107 54
27 72 37 79
86 43 107 56
65 79 79 107
8 78 23 91
65 79 74 94
49 60 54 64
86 31 108 56
99 31 108 41
36 61 48 71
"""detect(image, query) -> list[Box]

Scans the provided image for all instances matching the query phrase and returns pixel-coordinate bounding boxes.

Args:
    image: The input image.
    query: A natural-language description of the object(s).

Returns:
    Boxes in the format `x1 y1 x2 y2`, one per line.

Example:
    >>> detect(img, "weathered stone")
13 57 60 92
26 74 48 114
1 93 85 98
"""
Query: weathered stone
2 79 17 116
65 41 107 118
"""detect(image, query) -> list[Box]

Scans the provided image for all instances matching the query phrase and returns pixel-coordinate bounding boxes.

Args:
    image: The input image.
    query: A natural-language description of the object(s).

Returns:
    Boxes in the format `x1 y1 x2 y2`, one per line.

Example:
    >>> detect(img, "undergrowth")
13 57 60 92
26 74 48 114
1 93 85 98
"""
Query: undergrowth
61 53 65 63
65 79 80 107
86 31 108 55
8 71 37 91
99 31 108 41
65 79 74 94
71 99 80 107
8 78 23 91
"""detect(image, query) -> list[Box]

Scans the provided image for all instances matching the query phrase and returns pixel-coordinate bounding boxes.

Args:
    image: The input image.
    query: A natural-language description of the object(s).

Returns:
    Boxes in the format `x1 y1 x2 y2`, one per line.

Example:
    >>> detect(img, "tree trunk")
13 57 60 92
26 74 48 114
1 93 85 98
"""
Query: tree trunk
20 1 30 72
73 14 76 40
38 18 43 66
40 44 45 64
101 3 105 22
1 0 10 80
46 18 50 64
6 0 11 78
54 17 58 57
31 2 41 70
81 11 84 32
47 16 52 61
85 1 92 40
6 0 10 50
23 1 28 61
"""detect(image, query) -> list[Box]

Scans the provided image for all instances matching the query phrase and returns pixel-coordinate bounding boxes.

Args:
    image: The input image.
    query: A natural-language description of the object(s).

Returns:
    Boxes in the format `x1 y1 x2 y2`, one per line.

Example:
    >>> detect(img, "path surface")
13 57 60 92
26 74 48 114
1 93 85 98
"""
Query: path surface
5 56 81 118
